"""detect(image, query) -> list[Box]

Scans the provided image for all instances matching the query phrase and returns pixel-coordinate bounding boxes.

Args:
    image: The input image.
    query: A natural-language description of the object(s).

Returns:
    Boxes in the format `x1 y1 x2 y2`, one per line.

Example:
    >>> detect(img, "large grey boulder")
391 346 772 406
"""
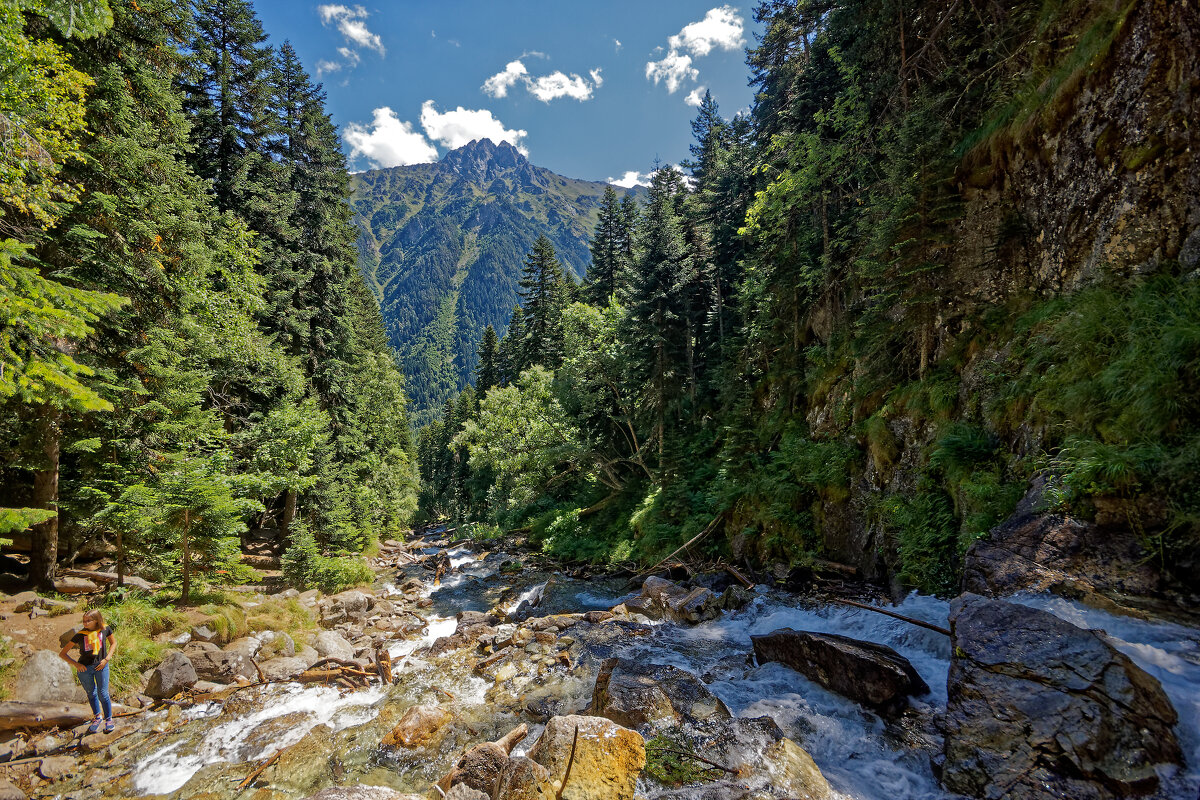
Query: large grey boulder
528 715 645 800
590 658 730 729
751 629 928 714
259 656 309 681
15 651 86 704
145 651 197 699
942 594 1181 799
188 649 257 682
637 576 721 624
313 631 354 661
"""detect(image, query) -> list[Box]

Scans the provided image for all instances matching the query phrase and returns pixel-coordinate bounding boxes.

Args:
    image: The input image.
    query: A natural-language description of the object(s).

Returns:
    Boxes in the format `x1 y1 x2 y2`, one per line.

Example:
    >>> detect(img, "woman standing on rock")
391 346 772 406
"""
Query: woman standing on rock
58 609 117 733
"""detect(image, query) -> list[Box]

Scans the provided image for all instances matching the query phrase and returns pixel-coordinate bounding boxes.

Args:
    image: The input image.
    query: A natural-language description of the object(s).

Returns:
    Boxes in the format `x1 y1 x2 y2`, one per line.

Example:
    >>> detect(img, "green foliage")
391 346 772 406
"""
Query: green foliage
99 592 188 695
644 731 723 787
281 526 373 593
875 490 959 597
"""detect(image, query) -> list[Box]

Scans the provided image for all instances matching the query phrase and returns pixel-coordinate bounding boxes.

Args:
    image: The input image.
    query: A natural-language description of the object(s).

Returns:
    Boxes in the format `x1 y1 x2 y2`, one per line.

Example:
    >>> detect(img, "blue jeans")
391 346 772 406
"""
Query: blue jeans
78 663 112 720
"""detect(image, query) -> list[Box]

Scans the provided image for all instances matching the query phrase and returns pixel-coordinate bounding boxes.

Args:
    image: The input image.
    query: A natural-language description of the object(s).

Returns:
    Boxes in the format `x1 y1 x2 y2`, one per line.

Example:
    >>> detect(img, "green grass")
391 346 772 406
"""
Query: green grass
97 593 189 697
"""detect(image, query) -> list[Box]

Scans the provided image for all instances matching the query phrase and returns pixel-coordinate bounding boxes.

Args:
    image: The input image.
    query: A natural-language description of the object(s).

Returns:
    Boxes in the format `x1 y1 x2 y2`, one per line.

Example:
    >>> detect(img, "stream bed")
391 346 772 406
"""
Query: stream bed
75 532 1200 800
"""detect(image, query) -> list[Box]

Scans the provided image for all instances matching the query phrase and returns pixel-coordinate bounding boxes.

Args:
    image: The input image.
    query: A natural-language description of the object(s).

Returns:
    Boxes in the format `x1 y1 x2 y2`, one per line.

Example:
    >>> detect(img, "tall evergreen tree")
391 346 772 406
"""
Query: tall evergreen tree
516 235 568 370
584 187 633 305
476 325 500 396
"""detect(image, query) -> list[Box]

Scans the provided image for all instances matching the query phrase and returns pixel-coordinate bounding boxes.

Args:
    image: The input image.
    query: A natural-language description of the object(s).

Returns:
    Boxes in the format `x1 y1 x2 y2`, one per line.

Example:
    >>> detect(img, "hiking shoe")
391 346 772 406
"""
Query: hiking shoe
87 717 102 734
103 719 115 734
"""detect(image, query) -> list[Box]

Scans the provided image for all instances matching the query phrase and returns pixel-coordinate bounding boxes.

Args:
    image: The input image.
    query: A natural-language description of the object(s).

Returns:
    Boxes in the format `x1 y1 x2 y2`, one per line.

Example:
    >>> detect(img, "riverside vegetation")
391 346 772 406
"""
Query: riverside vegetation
418 0 1200 605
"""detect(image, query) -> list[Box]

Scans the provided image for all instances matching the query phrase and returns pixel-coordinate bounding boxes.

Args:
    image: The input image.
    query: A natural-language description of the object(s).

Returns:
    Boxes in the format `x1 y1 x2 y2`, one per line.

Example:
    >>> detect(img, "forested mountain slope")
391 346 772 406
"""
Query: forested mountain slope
351 140 640 425
420 0 1200 610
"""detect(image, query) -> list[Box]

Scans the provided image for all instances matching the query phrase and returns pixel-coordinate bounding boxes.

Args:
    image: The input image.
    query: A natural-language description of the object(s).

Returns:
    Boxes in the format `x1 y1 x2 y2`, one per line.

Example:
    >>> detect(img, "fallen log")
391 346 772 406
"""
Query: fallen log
0 701 138 732
236 746 285 790
725 565 755 589
830 598 951 637
58 568 155 591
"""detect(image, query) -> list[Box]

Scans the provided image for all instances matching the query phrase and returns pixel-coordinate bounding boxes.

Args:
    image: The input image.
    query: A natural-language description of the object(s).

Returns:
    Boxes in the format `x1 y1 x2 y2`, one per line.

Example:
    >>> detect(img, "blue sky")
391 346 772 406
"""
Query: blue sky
251 2 761 184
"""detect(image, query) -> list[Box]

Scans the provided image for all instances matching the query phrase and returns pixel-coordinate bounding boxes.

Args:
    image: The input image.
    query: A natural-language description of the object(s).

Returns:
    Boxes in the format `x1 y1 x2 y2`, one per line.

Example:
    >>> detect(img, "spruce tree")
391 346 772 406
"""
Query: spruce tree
517 235 568 370
476 325 500 396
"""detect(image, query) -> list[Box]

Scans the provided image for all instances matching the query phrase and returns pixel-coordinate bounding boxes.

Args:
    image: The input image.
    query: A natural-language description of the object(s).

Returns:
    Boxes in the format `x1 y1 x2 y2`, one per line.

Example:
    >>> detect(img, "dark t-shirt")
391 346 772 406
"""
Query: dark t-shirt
71 625 113 666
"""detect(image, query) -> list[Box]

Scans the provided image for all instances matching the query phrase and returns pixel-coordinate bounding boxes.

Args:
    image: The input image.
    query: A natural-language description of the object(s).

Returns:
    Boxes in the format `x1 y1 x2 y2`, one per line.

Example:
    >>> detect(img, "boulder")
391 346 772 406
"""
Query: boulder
190 624 220 643
942 594 1182 799
0 778 24 800
437 724 527 797
636 577 722 624
258 656 308 681
14 651 86 704
37 755 78 781
14 595 74 614
443 786 488 800
591 658 730 729
313 631 355 661
188 650 257 682
751 629 928 714
380 704 453 748
528 715 645 800
145 651 197 699
52 577 97 594
495 756 555 800
224 637 262 659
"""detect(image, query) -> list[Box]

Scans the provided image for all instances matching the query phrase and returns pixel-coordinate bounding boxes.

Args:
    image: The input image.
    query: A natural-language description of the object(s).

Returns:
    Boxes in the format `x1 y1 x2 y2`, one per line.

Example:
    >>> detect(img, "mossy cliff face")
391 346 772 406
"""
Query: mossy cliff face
806 0 1200 598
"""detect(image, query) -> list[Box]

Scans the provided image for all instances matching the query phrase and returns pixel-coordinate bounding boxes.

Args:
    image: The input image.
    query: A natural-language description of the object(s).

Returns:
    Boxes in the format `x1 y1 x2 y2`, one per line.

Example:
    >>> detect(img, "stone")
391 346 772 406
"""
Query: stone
190 624 219 643
495 756 555 800
52 577 97 594
224 636 262 659
78 723 135 753
591 658 731 729
0 779 24 800
14 650 86 704
581 611 612 624
188 650 257 682
313 631 355 661
37 755 77 781
528 715 645 800
942 594 1182 799
191 680 228 693
170 631 192 647
7 591 38 611
751 629 928 714
760 738 831 800
437 725 527 797
259 657 308 681
380 704 453 748
145 651 197 699
443 786 487 800
296 645 320 667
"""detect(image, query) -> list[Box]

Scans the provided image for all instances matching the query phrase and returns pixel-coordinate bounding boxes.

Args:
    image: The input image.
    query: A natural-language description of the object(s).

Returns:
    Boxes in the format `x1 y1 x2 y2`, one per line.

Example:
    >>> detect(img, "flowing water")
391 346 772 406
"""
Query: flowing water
119 533 1200 800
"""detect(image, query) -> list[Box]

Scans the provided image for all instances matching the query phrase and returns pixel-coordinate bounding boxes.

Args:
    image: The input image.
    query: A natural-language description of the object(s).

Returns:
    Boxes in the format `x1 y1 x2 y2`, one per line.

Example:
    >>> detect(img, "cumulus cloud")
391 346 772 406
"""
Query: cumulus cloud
645 51 697 94
318 4 385 54
419 101 528 153
647 5 744 95
669 6 744 57
684 87 707 107
315 59 341 76
482 60 528 98
609 170 652 188
344 107 438 169
614 38 622 52
482 59 603 102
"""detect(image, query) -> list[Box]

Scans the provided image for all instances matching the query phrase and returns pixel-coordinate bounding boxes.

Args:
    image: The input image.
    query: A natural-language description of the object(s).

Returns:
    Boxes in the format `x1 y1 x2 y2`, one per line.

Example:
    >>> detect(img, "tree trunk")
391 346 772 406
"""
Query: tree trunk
27 409 61 590
116 530 124 586
280 488 297 552
181 509 191 605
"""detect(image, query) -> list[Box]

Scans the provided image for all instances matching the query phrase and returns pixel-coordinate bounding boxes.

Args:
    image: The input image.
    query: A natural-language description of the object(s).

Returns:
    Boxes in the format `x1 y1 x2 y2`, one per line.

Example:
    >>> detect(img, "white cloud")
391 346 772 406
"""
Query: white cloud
419 101 528 153
684 87 706 107
482 59 602 103
609 170 652 188
318 4 385 55
316 59 341 76
336 46 360 67
613 38 622 52
645 51 697 93
344 107 438 168
482 60 528 98
647 6 745 97
669 6 744 57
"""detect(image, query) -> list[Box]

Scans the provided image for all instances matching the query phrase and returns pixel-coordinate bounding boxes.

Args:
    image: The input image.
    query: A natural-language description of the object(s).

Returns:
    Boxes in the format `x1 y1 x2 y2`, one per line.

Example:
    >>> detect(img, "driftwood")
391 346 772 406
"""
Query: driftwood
0 701 138 732
725 565 755 589
236 745 285 790
58 568 155 591
830 597 951 637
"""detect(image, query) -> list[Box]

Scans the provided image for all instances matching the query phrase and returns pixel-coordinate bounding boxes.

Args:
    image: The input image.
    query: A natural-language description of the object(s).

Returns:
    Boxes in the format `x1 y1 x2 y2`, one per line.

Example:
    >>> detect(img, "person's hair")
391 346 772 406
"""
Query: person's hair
83 609 105 627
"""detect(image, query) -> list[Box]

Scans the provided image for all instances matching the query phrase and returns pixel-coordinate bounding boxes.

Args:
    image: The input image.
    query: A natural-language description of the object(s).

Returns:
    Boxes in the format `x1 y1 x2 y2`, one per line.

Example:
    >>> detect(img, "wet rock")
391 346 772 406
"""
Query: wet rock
78 723 136 753
191 679 228 693
380 704 453 748
582 610 612 624
751 629 928 714
719 584 754 611
313 631 355 661
145 650 197 699
189 649 257 682
591 658 731 729
700 654 750 684
37 755 77 781
30 731 71 755
438 724 528 797
961 479 1167 615
443 786 488 800
943 594 1182 799
528 715 645 800
15 651 86 704
761 738 831 800
496 756 555 800
636 577 721 624
0 778 24 800
428 633 470 656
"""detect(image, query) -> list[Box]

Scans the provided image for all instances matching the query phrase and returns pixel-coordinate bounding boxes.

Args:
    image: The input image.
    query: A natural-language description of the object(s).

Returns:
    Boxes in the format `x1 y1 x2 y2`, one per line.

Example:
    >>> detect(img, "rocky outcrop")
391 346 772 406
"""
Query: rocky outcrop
622 576 723 624
590 658 730 729
14 651 86 704
145 651 197 699
495 756 555 800
942 594 1181 799
751 629 928 714
527 715 645 800
188 650 256 683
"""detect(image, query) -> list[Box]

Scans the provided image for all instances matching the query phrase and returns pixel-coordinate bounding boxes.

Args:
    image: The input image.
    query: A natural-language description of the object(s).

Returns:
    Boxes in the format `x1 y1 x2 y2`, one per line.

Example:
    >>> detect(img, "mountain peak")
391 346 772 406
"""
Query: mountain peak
441 138 528 180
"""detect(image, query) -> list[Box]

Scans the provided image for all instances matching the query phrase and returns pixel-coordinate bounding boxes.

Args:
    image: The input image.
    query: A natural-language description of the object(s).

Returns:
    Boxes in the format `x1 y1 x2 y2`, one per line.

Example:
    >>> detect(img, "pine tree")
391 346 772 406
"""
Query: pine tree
476 325 500 396
516 235 568 370
584 187 632 305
